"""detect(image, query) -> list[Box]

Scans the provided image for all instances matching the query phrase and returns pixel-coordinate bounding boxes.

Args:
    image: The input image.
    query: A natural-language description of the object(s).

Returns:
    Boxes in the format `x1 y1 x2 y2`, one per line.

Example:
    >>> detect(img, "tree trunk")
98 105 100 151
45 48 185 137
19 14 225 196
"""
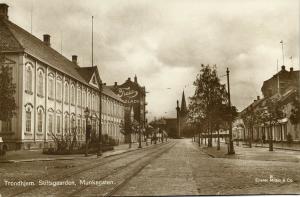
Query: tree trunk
217 129 220 150
269 124 273 151
249 126 252 148
198 130 201 146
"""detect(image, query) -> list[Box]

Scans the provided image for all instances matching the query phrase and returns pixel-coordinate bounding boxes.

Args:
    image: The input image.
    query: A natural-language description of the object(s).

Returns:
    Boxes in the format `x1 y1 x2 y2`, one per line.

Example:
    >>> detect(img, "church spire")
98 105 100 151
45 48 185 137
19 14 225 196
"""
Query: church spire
181 91 187 114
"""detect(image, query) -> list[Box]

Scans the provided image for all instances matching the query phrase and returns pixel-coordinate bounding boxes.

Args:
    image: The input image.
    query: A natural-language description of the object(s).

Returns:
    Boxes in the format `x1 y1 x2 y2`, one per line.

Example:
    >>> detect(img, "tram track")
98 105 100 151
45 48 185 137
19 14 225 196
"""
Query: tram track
1 141 171 197
67 141 176 197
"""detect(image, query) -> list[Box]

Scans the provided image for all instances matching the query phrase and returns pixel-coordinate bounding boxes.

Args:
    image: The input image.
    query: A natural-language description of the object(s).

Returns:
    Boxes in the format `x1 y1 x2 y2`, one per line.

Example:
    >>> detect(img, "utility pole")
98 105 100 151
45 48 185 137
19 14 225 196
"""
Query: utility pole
226 67 235 154
138 111 142 148
92 16 94 67
176 100 181 138
97 81 103 157
280 40 284 66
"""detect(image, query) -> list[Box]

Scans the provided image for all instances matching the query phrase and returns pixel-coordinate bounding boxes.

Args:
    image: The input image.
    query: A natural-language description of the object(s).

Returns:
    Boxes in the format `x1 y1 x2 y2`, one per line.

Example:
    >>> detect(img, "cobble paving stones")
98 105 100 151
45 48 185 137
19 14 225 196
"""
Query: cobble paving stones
1 139 300 196
115 139 300 195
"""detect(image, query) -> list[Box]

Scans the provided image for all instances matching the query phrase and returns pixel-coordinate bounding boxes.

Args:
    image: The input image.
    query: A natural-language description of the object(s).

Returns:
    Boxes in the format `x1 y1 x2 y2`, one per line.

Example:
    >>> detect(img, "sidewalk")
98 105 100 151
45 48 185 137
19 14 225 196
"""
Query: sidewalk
194 140 300 163
253 141 300 151
0 141 156 163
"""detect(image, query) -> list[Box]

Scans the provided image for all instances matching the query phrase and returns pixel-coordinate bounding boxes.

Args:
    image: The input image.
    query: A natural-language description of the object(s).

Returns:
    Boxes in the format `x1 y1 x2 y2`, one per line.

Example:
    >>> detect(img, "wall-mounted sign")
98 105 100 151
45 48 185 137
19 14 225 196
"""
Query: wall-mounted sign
117 87 138 99
117 86 140 104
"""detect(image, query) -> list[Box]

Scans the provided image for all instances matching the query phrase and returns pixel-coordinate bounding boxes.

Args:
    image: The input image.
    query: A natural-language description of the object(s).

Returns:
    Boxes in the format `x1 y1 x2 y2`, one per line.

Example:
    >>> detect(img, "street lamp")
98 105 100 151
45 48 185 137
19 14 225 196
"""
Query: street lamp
84 107 90 157
138 124 142 148
226 67 235 155
97 81 103 157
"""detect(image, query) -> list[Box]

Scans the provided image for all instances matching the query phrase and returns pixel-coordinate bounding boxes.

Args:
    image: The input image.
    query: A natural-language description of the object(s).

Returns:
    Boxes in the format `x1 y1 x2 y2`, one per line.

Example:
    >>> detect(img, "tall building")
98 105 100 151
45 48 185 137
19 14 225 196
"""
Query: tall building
0 4 125 150
109 76 147 141
176 91 189 138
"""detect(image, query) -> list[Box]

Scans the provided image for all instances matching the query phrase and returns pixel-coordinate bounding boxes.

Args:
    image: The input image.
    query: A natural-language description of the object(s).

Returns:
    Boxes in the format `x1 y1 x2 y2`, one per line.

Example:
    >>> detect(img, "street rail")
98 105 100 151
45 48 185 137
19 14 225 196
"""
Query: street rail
1 141 171 197
67 141 176 196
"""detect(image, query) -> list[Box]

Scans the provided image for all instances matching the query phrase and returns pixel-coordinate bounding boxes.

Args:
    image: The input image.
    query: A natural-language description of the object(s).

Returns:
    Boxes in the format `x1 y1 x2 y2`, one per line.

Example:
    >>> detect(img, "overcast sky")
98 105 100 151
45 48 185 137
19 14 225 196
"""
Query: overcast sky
3 0 299 120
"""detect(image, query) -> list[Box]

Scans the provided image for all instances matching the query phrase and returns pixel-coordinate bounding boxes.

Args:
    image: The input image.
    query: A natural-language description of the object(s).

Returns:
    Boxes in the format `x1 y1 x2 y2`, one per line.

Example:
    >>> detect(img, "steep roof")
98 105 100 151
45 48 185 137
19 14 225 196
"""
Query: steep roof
0 17 96 88
78 67 97 82
180 91 188 114
103 86 124 103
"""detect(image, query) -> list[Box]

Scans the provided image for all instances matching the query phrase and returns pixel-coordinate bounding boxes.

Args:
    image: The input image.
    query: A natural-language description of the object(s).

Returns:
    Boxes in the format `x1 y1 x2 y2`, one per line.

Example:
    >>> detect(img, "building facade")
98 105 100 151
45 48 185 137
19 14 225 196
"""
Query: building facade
101 86 125 144
176 91 188 138
0 4 125 150
109 76 147 142
233 65 300 143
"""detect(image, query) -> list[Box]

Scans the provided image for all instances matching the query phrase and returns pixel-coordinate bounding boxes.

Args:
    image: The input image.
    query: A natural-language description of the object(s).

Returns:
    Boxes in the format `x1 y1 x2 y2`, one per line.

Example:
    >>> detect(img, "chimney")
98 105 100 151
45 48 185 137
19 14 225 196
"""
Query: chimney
114 82 117 86
134 75 137 83
72 55 78 64
0 4 9 20
290 67 294 72
281 65 285 71
43 34 51 46
257 96 260 100
128 77 131 81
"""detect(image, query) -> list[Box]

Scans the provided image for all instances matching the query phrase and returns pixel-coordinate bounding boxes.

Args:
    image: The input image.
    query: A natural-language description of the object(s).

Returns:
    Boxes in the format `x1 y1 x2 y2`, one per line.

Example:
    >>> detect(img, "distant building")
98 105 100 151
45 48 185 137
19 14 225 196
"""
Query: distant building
235 65 300 143
0 4 125 150
164 118 177 138
261 65 299 97
176 91 189 138
109 76 147 142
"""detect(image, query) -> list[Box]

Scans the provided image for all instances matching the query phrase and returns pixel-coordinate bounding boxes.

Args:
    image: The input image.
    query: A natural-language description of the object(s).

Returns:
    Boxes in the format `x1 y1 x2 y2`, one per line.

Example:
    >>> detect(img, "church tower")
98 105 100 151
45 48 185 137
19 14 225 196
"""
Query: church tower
180 91 188 116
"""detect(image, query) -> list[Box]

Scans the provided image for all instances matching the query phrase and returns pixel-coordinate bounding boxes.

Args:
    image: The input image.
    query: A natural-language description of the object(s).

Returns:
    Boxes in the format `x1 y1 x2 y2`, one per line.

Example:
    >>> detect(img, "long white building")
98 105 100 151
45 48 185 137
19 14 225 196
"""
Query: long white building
0 4 125 150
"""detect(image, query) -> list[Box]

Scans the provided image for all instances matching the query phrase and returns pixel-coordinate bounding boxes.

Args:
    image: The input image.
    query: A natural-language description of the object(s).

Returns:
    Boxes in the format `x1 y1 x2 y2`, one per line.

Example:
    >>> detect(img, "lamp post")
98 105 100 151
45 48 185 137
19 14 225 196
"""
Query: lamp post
84 107 90 157
138 111 142 148
97 81 103 157
138 124 142 148
226 67 235 155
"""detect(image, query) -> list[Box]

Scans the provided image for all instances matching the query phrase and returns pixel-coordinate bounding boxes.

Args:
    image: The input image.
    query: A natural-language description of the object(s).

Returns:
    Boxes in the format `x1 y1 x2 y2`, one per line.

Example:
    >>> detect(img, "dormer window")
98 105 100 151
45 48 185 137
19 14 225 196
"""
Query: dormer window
92 76 97 84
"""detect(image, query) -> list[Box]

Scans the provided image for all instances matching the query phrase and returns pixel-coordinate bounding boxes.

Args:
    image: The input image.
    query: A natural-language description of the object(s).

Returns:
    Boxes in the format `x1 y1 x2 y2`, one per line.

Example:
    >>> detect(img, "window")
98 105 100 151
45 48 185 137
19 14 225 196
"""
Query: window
71 116 75 131
82 91 86 107
92 119 96 133
64 83 69 103
56 115 61 133
1 119 12 133
77 89 81 107
92 94 94 110
49 76 54 98
71 85 75 105
48 114 53 134
82 119 86 131
57 80 62 101
38 71 44 96
87 92 91 109
26 111 31 132
77 119 81 134
25 65 32 92
65 115 69 132
95 96 98 111
37 110 43 132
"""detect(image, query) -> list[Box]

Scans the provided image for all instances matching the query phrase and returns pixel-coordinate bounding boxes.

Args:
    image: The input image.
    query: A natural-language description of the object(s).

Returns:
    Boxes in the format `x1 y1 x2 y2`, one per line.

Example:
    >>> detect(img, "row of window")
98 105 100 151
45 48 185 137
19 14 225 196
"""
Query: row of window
102 98 124 118
25 63 99 111
25 110 101 135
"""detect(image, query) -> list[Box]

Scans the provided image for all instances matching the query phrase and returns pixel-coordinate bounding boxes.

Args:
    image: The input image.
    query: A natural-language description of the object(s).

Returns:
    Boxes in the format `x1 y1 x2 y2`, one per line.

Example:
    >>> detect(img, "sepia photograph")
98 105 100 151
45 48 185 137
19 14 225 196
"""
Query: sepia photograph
0 0 299 196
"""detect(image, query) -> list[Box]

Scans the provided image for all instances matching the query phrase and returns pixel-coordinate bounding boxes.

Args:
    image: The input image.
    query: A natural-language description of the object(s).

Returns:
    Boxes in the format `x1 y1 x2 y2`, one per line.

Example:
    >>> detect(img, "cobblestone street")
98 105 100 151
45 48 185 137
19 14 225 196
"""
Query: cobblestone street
1 139 300 196
115 139 300 195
